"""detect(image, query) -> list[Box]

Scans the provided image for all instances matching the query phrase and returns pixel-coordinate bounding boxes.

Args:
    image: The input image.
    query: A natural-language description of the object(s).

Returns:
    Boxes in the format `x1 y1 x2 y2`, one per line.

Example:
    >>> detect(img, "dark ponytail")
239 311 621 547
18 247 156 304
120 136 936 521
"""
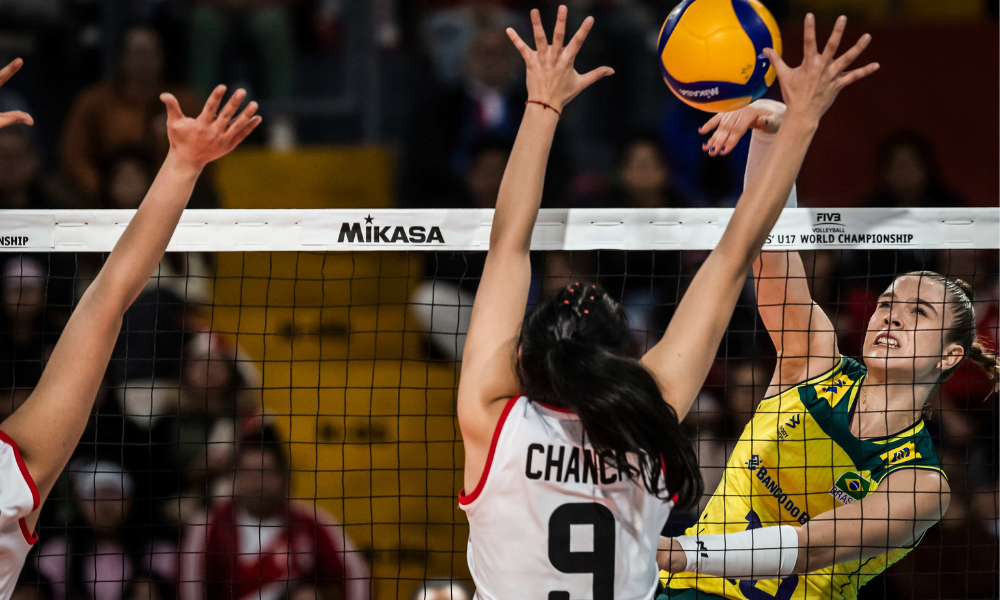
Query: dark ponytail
517 282 703 508
903 271 999 390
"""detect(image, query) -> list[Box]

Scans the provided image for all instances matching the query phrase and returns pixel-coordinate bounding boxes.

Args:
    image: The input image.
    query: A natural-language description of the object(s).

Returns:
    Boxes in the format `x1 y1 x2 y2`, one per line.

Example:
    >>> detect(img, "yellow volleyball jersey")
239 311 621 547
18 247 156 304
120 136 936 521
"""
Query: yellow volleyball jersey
664 356 945 600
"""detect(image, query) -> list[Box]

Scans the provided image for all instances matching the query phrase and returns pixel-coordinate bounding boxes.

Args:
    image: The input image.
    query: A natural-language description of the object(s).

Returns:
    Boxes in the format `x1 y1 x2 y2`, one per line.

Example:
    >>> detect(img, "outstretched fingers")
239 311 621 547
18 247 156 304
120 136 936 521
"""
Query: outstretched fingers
551 5 568 50
507 28 533 62
199 85 227 122
802 13 818 57
216 89 247 126
821 16 847 60
719 109 762 154
578 66 614 90
226 100 259 135
562 15 594 64
698 113 724 135
0 58 23 88
530 9 548 52
836 61 880 88
703 113 732 154
160 93 185 123
762 48 790 79
0 111 33 128
229 115 263 149
831 33 872 75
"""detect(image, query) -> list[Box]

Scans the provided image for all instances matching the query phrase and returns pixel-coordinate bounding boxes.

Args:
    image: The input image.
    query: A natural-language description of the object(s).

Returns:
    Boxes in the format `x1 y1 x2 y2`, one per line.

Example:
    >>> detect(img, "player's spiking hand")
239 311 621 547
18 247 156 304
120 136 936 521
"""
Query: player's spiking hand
160 84 262 170
699 99 786 157
506 5 614 113
0 59 33 129
764 14 879 124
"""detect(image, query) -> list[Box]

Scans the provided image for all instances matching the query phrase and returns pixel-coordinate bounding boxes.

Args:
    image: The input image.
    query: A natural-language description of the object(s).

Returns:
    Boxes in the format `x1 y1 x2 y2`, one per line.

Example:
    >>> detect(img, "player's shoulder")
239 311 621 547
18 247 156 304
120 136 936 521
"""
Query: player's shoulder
839 356 868 378
792 356 865 407
458 393 523 451
867 421 944 484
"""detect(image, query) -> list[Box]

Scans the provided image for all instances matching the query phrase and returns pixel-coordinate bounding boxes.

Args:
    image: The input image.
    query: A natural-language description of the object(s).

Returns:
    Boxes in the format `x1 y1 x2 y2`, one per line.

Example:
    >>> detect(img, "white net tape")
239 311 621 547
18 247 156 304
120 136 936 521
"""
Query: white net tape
0 207 995 252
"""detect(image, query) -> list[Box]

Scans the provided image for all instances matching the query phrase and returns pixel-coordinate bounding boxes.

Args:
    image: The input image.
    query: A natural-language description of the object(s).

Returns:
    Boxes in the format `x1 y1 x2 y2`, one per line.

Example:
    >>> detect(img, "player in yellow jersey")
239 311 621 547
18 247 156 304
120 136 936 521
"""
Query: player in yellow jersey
655 29 1000 600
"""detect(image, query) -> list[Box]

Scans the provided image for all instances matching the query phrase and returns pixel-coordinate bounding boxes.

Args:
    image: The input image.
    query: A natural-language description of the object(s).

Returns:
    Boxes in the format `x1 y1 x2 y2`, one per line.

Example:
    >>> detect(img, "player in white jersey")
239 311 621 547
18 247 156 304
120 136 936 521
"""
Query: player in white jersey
456 7 880 600
0 57 260 599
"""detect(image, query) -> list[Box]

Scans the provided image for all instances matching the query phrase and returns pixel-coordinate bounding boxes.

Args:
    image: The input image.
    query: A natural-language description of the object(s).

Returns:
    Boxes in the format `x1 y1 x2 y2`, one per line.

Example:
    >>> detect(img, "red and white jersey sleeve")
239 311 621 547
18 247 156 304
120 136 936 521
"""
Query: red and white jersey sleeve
459 396 673 600
0 431 40 600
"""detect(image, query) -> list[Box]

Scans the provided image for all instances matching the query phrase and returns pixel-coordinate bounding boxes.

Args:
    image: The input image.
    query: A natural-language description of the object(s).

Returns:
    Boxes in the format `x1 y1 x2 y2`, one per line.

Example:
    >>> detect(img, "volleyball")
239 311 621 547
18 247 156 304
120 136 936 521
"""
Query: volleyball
657 0 782 112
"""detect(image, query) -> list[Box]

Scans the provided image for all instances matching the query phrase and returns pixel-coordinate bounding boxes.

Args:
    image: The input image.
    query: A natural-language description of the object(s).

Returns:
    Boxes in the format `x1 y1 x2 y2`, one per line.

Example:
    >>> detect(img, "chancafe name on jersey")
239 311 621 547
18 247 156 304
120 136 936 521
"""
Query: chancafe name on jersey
525 443 632 485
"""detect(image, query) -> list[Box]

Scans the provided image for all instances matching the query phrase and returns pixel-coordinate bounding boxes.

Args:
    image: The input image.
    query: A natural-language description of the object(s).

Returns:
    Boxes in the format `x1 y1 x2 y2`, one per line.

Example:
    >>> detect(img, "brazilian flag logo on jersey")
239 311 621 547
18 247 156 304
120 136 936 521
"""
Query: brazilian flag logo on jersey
829 471 872 505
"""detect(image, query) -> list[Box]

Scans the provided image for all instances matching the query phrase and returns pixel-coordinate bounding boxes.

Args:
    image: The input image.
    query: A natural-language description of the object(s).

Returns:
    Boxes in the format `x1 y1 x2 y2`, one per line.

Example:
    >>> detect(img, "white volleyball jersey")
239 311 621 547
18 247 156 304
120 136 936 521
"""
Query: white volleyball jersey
0 431 40 600
459 396 674 600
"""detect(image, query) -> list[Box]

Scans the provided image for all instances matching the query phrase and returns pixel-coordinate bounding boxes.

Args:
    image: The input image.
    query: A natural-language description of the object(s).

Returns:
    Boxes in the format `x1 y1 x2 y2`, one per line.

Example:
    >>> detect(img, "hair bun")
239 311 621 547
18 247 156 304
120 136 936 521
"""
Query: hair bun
952 278 974 302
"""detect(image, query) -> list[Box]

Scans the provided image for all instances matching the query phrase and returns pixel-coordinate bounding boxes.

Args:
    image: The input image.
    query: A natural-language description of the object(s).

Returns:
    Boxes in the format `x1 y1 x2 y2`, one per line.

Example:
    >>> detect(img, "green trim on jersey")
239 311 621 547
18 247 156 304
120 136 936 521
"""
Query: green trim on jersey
665 355 946 600
795 356 945 484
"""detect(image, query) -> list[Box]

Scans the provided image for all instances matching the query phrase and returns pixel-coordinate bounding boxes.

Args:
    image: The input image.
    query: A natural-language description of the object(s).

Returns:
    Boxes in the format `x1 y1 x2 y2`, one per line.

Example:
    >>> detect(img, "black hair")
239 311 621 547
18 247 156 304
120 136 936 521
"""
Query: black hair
517 282 703 508
901 271 999 387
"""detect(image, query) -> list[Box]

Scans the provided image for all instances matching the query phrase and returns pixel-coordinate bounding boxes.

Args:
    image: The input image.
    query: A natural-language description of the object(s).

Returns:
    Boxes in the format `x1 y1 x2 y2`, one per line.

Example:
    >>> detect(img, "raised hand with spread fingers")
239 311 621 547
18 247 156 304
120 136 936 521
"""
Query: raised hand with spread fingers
160 84 261 169
458 5 614 451
700 98 787 157
505 7 615 113
0 86 261 566
764 14 879 122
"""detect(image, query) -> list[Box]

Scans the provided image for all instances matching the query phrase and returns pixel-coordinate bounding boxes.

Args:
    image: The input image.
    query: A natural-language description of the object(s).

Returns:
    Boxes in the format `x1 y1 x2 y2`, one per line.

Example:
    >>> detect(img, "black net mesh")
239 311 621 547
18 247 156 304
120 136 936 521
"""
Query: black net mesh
2 247 997 600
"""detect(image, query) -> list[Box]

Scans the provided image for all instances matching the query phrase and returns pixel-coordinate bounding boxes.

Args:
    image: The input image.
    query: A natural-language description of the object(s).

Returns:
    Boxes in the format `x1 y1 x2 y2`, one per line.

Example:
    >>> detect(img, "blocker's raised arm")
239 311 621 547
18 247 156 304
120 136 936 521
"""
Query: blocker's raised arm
0 86 260 530
642 15 877 420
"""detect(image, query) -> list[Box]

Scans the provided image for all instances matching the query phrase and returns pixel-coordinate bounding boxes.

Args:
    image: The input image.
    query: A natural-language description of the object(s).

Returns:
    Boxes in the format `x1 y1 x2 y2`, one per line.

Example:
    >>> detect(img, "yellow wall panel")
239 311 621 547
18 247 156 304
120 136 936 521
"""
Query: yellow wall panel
212 147 394 209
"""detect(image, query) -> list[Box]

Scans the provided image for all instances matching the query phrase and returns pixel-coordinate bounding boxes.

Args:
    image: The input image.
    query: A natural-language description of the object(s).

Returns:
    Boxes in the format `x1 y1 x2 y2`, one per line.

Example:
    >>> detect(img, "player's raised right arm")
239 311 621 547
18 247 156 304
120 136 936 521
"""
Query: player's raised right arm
456 7 612 450
704 99 840 394
0 86 260 516
642 14 877 420
754 249 840 393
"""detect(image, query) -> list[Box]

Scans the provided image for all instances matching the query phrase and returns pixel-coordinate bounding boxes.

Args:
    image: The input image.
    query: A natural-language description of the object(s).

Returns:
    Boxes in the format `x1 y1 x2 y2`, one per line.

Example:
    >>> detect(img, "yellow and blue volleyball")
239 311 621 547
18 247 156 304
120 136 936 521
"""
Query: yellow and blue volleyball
658 0 782 112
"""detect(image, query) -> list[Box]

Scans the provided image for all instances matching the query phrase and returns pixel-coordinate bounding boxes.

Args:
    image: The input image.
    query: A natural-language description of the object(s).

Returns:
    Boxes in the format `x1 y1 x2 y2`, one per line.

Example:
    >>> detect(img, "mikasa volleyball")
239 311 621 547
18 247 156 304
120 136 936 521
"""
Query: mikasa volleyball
658 0 783 112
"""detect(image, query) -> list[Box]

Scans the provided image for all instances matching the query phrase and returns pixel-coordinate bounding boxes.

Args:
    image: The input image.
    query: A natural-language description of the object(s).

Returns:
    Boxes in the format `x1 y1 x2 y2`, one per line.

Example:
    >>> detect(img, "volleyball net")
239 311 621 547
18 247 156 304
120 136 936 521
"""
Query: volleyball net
2 207 997 600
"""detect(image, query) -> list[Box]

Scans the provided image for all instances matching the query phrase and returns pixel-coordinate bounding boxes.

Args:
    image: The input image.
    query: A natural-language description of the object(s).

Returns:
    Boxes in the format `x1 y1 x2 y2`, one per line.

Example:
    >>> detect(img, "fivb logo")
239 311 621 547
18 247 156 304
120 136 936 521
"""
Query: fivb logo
812 211 845 234
337 214 445 245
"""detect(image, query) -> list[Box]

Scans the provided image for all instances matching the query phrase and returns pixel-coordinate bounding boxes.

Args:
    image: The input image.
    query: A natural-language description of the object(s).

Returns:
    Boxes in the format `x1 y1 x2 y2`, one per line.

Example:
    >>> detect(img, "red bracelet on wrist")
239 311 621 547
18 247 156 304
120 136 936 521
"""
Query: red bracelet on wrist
525 100 561 117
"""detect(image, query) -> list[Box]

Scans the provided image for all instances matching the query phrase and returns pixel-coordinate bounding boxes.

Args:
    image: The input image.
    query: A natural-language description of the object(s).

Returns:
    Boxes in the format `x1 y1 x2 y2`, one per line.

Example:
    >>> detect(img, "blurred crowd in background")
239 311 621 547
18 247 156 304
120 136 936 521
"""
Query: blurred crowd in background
0 0 997 599
0 0 997 210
